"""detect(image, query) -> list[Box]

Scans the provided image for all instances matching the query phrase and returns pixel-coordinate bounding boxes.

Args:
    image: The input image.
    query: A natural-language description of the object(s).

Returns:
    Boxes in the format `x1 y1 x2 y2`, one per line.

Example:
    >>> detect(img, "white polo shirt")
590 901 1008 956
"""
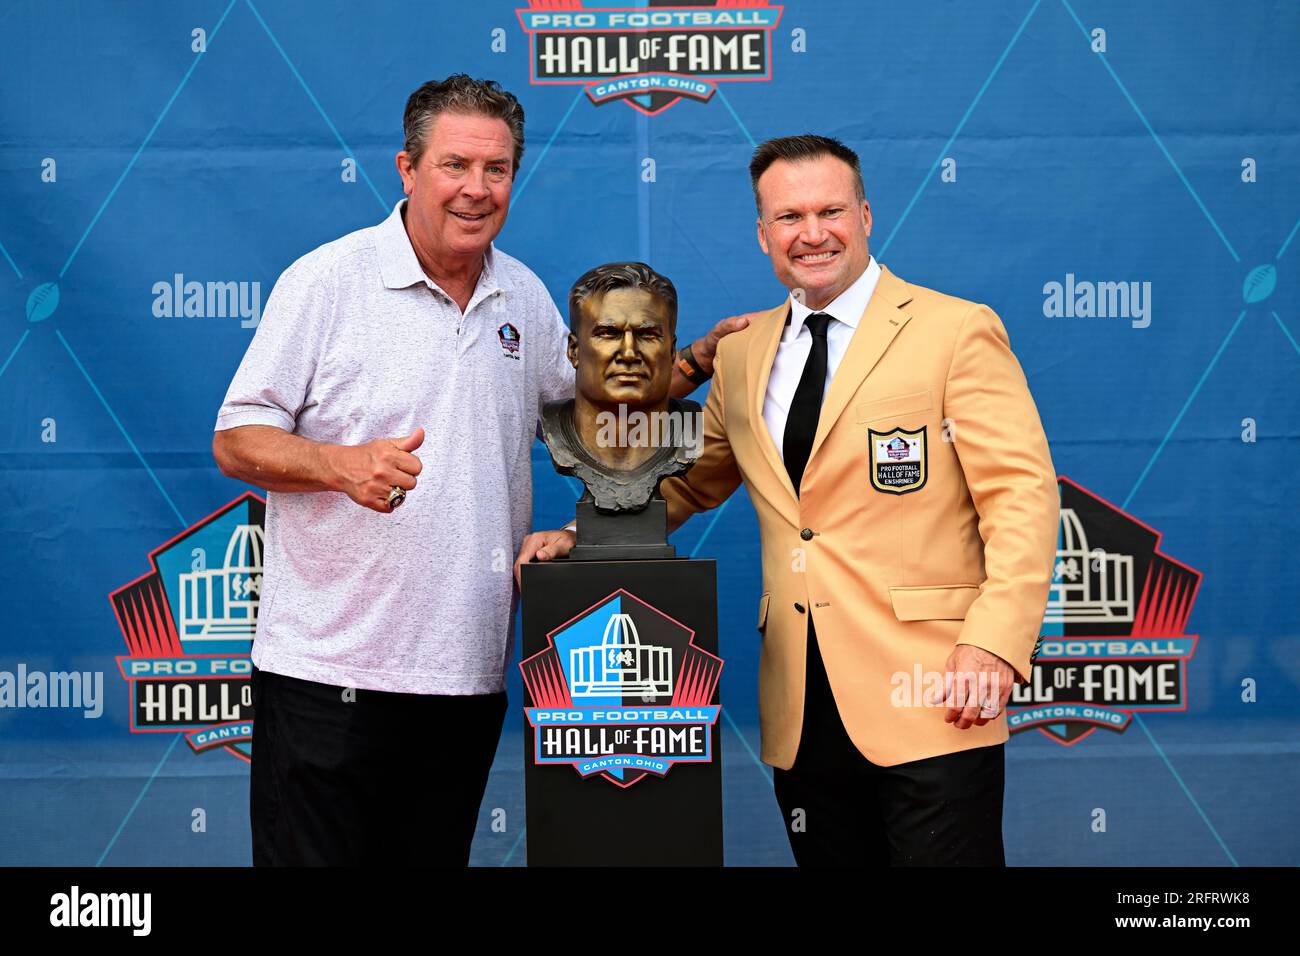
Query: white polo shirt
215 200 574 695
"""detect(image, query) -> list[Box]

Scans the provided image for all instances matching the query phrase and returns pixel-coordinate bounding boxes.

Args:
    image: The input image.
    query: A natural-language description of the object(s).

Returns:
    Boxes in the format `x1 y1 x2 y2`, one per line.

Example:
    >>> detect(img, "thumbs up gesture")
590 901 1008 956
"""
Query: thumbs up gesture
323 427 426 512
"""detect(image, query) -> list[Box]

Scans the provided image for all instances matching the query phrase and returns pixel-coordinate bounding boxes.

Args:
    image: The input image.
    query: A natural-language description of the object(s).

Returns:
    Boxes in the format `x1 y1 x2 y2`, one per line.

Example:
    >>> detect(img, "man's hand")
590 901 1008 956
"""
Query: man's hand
322 427 425 513
514 529 576 586
926 643 1017 730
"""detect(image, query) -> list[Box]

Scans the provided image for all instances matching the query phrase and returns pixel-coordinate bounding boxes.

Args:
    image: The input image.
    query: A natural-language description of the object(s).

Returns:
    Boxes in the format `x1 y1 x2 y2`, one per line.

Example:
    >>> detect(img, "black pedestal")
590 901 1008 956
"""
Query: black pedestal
569 499 676 560
519 558 723 866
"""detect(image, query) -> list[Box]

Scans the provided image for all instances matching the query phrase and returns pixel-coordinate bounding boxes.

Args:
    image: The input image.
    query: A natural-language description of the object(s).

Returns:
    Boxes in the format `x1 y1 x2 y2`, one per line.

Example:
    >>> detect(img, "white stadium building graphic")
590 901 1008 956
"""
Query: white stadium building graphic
569 612 674 698
1045 508 1135 625
178 523 263 647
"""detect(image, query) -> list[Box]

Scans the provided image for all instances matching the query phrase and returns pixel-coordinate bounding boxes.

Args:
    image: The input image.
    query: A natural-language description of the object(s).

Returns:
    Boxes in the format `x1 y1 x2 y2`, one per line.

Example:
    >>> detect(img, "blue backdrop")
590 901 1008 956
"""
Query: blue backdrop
1 0 1297 866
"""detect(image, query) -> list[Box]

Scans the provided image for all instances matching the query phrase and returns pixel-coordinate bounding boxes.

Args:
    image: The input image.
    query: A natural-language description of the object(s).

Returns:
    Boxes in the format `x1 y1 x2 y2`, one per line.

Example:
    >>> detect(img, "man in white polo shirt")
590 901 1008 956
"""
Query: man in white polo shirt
212 74 743 866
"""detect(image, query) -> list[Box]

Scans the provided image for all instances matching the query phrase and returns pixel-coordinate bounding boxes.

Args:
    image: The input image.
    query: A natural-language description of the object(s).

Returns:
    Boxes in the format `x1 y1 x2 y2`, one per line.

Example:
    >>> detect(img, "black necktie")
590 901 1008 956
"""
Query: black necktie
782 312 833 496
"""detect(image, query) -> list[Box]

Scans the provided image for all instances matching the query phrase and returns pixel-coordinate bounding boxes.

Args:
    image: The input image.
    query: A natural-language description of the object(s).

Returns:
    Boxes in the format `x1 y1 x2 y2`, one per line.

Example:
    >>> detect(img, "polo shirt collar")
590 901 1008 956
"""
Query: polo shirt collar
786 255 881 338
375 199 512 296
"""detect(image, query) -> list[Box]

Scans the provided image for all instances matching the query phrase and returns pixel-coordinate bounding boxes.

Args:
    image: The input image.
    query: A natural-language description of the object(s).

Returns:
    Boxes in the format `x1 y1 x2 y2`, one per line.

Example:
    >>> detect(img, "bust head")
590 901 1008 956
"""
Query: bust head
567 262 677 415
540 262 698 515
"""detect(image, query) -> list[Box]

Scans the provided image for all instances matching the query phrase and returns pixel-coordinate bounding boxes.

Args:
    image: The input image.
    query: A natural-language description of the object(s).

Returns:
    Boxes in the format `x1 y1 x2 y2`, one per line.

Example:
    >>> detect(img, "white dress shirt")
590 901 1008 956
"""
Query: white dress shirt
763 256 882 461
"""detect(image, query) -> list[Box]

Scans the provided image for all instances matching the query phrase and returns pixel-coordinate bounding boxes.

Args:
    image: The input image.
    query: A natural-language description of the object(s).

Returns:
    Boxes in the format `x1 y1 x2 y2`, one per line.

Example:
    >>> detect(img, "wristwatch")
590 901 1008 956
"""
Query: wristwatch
675 343 711 384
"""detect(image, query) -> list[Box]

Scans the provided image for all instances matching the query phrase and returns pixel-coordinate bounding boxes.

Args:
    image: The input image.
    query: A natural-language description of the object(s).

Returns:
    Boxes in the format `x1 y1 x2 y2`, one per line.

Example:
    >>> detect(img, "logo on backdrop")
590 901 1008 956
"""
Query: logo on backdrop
516 0 783 115
520 589 723 787
110 494 263 762
1008 477 1202 745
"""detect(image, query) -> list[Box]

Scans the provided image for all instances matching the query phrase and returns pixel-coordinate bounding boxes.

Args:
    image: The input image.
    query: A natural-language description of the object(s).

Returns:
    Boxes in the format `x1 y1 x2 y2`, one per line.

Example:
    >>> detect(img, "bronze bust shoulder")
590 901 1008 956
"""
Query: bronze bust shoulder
541 395 701 513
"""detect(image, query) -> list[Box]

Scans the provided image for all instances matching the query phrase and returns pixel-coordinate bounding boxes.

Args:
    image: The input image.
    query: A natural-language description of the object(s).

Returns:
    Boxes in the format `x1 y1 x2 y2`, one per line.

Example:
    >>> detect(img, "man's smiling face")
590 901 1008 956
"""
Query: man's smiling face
755 154 872 310
397 110 514 264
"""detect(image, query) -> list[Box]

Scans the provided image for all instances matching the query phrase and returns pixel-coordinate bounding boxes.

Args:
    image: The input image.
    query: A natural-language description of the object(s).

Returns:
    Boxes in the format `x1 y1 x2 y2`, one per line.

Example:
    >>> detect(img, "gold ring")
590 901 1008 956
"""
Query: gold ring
386 486 406 510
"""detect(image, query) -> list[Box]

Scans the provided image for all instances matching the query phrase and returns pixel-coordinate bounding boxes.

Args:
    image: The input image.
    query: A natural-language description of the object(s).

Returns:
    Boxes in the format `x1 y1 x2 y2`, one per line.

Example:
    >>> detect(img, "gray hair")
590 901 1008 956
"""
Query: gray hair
569 262 678 333
402 74 526 175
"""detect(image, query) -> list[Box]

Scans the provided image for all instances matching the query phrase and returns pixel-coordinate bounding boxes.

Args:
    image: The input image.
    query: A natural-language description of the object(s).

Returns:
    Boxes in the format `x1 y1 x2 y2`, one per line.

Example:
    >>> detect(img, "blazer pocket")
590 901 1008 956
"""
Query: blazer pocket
855 389 933 424
889 584 980 621
757 592 770 632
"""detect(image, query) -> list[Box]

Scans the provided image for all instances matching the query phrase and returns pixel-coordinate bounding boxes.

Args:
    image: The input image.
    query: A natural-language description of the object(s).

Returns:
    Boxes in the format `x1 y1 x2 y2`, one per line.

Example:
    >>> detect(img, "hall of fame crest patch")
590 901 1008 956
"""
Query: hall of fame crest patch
869 425 927 494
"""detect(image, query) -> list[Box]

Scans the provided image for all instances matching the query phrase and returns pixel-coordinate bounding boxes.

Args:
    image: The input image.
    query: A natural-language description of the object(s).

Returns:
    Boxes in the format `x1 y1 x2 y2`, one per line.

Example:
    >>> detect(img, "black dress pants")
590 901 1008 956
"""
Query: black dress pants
772 620 1006 867
250 665 507 866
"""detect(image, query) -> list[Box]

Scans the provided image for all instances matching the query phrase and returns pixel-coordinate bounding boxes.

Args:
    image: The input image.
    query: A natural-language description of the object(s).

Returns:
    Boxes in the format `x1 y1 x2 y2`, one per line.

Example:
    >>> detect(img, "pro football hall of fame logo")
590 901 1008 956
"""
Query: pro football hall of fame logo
110 494 263 762
517 0 783 115
520 588 723 788
1008 477 1203 745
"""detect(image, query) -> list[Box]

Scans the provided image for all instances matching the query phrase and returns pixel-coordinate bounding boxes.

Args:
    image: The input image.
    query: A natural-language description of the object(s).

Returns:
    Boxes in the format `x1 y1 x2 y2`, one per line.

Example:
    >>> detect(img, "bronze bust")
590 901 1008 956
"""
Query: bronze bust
541 262 701 536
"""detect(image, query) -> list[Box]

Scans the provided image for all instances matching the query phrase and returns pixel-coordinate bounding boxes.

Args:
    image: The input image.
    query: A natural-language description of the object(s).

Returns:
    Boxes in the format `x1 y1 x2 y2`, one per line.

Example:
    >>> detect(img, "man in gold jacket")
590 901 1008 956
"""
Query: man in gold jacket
675 134 1059 865
520 134 1058 866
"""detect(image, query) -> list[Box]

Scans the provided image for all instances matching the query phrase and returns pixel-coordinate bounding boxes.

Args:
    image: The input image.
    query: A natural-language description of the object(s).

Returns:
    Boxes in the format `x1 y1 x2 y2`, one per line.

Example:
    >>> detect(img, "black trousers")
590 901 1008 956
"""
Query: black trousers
249 665 507 867
772 621 1006 867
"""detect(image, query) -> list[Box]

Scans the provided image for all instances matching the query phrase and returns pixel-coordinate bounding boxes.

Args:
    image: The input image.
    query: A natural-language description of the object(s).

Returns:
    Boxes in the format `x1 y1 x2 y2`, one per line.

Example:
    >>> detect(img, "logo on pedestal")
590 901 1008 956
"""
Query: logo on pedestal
520 589 722 787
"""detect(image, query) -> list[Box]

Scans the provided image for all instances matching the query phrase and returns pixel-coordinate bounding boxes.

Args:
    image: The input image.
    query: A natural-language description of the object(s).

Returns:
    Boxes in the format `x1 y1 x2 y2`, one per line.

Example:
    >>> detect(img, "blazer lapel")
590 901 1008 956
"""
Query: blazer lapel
808 264 915 463
747 302 800 507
